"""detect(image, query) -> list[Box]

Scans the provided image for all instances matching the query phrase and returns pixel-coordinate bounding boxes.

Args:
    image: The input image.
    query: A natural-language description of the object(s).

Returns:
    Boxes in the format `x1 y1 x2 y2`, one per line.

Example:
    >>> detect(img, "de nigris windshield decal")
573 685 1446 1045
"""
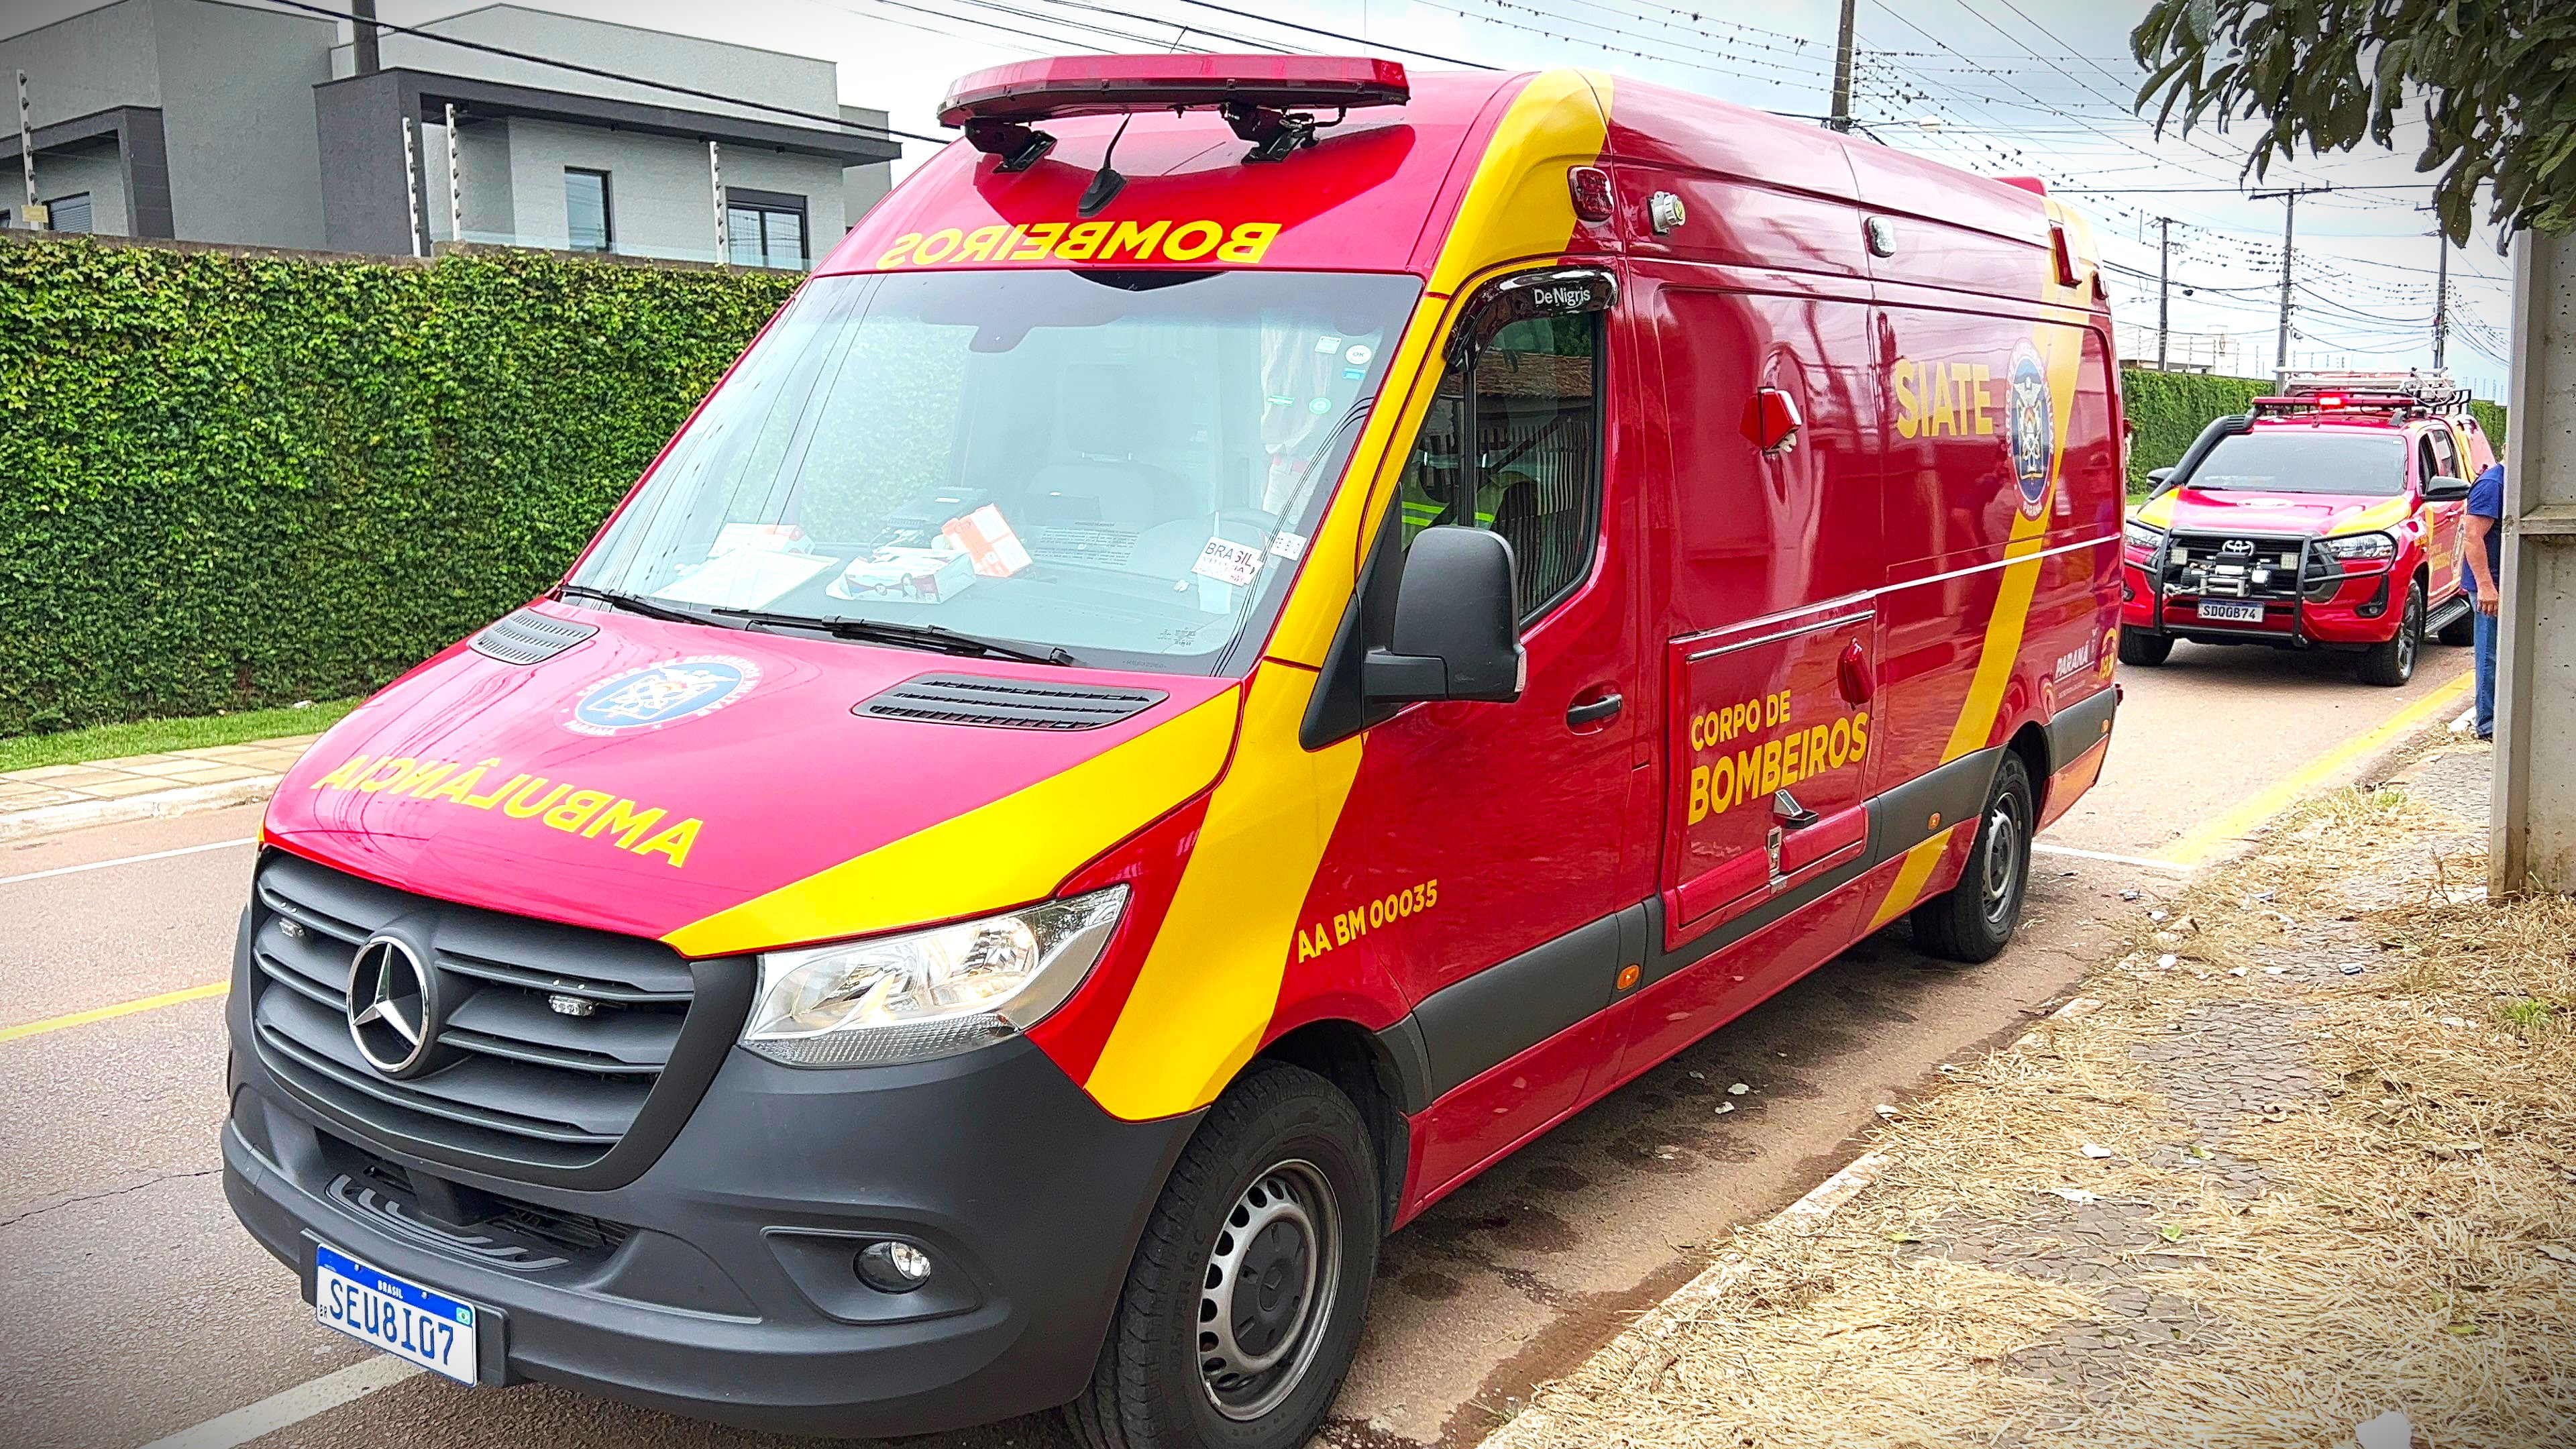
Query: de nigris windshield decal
567 657 761 737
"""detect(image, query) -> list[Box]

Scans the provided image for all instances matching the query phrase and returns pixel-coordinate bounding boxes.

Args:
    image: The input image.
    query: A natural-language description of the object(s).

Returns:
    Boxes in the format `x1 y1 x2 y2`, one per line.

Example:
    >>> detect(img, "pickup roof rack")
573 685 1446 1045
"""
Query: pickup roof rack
2267 368 2472 411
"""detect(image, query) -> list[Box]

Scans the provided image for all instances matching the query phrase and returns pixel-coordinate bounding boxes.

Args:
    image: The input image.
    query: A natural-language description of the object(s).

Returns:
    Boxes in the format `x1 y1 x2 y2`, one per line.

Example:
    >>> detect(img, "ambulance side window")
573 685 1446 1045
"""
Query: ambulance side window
1394 313 1603 621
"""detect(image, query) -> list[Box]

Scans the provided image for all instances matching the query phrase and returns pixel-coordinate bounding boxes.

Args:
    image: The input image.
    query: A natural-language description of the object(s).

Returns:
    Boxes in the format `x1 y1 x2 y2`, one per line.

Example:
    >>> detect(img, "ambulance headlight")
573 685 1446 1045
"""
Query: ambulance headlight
742 887 1126 1067
2318 531 2395 561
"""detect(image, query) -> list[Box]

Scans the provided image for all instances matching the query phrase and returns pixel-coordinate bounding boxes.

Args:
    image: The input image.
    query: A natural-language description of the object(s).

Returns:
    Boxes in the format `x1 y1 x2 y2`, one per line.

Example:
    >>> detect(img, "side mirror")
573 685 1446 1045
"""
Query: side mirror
2423 474 2471 502
1364 527 1525 704
2147 467 2174 487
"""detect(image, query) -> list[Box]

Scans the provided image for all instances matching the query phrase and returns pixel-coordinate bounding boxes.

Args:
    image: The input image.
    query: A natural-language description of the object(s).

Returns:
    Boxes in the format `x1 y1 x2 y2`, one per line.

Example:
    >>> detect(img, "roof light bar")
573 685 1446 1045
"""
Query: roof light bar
938 55 1409 170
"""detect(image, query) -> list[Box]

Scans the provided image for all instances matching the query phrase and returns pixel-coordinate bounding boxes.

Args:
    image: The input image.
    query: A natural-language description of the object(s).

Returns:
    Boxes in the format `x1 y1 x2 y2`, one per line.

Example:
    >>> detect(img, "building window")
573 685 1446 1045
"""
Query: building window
725 189 808 270
564 168 612 253
47 193 92 233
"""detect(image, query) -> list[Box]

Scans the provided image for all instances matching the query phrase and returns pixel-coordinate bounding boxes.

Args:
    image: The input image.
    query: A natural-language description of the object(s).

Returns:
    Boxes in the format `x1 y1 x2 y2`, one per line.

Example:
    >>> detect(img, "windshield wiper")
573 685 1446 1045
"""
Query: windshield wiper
557 584 720 627
710 608 1079 667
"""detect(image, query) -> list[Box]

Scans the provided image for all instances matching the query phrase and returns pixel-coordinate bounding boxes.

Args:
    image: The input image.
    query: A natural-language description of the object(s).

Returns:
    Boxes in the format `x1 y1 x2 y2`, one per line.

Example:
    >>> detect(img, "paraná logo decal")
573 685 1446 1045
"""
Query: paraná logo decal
2006 339 2054 519
568 657 760 737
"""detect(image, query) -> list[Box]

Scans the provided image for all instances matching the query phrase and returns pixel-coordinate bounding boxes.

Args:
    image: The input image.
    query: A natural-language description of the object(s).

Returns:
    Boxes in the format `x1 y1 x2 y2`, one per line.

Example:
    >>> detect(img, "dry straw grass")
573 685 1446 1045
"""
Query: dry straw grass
1504 741 2576 1448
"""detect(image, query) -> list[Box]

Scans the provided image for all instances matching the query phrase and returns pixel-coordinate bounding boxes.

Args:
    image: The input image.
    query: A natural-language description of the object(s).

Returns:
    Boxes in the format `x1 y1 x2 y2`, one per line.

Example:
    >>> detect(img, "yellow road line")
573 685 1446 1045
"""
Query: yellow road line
0 981 228 1044
2154 673 2472 866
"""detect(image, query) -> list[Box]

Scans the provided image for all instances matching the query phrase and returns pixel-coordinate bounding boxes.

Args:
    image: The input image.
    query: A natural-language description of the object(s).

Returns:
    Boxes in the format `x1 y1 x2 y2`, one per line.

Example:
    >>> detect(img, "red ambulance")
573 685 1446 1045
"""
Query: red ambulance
222 56 2124 1449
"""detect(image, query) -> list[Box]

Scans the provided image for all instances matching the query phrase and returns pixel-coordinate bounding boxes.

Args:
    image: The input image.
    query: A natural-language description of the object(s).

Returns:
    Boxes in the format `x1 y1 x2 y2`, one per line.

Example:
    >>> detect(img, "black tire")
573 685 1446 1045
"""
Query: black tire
2116 629 2174 667
1909 751 2035 964
1067 1062 1379 1449
2436 607 2475 647
2357 579 2424 686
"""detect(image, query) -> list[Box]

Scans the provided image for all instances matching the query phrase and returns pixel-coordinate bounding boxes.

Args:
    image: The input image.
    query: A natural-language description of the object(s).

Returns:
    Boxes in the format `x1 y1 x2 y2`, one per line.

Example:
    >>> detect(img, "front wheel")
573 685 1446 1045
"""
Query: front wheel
2357 579 2424 686
1067 1062 1379 1449
2117 629 2174 667
1909 751 2035 964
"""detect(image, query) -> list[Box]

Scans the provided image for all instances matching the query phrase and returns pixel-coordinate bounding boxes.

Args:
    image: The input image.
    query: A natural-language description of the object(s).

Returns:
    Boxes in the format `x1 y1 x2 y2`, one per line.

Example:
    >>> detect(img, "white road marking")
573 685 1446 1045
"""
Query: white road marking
137 1355 423 1449
2032 841 2197 873
0 838 251 888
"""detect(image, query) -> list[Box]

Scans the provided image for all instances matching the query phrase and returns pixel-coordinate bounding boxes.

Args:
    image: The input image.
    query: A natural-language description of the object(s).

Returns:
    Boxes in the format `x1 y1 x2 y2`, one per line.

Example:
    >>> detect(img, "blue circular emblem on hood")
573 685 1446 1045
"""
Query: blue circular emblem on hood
568 656 760 736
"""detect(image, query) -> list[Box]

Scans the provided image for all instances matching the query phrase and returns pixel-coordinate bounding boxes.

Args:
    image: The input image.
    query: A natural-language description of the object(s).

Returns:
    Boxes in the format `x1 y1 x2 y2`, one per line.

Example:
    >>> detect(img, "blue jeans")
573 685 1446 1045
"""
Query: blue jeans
2473 604 2498 739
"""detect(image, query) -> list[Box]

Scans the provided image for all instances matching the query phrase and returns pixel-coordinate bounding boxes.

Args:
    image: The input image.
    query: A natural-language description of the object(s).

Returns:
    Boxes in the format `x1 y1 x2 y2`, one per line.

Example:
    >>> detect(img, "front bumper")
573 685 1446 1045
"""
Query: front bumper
2121 551 2401 649
223 920 1199 1437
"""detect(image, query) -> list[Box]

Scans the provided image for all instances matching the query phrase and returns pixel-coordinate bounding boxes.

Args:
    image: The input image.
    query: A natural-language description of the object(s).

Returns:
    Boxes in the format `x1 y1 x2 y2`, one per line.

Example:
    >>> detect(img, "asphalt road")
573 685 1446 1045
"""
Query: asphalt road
0 639 2472 1449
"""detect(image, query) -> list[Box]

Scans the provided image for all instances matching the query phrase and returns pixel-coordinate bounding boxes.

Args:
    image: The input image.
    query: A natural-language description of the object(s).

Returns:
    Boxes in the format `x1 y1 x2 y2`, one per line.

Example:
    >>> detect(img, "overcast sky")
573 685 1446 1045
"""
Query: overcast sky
72 0 2521 394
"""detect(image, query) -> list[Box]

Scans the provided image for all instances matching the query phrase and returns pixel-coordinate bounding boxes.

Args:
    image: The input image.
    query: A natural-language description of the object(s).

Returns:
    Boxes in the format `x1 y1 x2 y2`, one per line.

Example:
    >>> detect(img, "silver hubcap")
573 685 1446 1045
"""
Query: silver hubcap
1980 791 2026 931
1199 1161 1339 1421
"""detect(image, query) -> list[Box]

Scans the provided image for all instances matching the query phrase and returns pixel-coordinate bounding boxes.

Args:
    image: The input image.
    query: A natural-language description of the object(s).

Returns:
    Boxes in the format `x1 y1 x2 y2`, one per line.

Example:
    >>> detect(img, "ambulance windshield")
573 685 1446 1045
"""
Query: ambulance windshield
2187 430 2408 496
571 268 1421 674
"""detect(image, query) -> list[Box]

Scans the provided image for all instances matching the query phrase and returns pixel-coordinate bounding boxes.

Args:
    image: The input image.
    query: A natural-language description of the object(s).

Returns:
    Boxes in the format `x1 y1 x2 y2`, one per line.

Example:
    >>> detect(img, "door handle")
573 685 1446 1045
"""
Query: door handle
1837 641 1872 706
1772 788 1821 829
1566 692 1623 728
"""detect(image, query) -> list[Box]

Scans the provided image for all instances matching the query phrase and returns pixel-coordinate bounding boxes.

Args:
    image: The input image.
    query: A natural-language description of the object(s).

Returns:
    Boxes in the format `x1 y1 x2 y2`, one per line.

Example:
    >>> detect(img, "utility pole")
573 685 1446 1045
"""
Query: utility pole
2432 233 2449 369
1828 0 1857 133
2249 186 2330 385
2156 216 2171 370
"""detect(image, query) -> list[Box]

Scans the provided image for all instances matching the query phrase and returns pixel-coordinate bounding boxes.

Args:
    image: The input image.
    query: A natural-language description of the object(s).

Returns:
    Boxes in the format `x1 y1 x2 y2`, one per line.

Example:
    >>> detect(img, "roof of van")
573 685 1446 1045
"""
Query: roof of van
820 64 2098 307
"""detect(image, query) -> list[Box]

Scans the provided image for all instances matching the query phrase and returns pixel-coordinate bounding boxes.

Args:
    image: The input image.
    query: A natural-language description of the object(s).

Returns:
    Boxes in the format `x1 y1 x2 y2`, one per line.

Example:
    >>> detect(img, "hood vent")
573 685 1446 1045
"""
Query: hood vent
857 674 1167 731
470 609 598 665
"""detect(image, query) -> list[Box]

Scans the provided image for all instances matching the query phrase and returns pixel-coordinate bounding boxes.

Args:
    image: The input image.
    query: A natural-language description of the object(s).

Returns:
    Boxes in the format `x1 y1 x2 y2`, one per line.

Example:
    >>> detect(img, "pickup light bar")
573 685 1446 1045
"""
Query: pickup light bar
937 55 1410 170
2251 392 2430 421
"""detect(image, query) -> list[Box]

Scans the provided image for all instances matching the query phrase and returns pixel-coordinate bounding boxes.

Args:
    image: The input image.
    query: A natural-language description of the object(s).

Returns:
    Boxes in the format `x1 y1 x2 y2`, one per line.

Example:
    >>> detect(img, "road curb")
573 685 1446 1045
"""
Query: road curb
0 775 280 843
1476 993 2107 1449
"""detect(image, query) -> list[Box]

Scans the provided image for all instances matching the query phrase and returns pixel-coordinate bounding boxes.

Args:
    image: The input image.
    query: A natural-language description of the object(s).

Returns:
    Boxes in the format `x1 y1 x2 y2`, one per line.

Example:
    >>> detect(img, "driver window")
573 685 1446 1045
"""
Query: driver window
2422 427 2460 483
1393 311 1602 620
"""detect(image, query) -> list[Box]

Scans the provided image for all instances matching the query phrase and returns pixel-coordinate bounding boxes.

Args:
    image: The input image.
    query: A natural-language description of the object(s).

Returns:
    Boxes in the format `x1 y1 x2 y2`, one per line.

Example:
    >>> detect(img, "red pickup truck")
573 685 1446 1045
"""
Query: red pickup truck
2119 372 2489 686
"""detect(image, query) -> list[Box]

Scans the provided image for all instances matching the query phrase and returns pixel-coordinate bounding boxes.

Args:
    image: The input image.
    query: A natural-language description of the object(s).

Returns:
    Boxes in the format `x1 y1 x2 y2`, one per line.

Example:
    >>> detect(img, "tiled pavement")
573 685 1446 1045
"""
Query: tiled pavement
0 735 321 817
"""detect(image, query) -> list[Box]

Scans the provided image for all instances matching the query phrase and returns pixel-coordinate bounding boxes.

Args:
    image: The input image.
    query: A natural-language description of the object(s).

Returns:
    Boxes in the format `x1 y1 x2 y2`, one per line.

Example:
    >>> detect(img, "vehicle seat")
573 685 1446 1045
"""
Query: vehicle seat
1023 368 1193 527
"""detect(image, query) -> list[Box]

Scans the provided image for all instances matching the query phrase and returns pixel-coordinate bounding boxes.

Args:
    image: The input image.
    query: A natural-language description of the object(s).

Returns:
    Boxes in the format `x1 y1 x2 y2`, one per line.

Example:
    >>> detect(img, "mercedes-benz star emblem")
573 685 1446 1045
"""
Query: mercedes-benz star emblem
347 934 437 1077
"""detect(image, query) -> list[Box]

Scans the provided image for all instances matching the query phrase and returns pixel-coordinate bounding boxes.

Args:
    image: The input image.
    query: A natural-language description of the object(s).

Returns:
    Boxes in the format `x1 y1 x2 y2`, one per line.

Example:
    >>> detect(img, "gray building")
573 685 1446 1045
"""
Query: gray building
0 0 900 268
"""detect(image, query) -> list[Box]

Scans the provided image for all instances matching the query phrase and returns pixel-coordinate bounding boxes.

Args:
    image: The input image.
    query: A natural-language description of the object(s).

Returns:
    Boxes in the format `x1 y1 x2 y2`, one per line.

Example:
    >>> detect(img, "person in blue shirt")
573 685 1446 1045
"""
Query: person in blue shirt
2463 462 2505 740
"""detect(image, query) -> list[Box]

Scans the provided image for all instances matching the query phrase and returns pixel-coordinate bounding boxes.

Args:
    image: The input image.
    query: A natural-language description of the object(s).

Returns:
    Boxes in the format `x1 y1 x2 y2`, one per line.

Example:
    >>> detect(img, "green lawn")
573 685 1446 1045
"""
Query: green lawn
0 699 359 775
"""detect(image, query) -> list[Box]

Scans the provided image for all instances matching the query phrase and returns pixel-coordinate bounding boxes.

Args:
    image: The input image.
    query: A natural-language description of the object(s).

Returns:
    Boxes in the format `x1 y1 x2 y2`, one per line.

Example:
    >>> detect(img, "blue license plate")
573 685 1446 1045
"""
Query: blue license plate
314 1242 480 1385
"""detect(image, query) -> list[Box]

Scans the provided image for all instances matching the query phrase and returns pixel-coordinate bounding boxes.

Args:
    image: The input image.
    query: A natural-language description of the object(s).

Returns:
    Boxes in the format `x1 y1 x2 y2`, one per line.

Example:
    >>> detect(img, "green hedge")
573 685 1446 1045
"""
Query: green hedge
2120 364 2510 491
0 237 798 737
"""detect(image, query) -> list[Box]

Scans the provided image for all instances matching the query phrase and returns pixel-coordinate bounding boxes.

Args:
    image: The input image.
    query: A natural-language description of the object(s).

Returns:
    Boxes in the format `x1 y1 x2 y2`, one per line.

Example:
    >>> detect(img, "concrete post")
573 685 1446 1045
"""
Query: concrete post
709 140 727 266
444 103 462 246
2491 227 2576 895
400 116 422 260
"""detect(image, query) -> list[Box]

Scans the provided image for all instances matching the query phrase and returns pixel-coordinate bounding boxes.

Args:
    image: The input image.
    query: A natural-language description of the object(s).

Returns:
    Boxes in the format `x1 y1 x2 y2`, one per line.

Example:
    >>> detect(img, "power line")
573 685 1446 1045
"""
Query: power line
241 0 947 146
1159 0 1498 68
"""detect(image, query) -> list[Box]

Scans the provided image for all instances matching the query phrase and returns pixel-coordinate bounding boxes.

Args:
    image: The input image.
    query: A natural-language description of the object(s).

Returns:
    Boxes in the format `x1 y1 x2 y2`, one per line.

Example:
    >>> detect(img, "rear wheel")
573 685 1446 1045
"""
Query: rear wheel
2116 629 2173 667
1068 1063 1378 1449
2357 580 2424 686
1910 752 2035 964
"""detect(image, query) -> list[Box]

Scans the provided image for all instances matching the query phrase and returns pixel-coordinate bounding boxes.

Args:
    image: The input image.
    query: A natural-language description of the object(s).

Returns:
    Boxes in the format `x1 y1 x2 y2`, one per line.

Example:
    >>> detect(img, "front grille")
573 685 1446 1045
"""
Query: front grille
248 852 749 1186
2160 531 2320 608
